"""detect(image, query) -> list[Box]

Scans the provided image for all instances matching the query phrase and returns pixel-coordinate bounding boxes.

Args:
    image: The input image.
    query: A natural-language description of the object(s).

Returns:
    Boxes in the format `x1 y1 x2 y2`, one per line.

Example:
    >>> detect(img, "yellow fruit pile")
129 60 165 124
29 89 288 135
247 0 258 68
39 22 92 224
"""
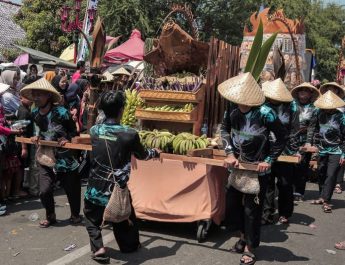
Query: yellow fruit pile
121 89 143 127
172 133 209 155
139 130 175 152
143 103 193 112
139 130 210 155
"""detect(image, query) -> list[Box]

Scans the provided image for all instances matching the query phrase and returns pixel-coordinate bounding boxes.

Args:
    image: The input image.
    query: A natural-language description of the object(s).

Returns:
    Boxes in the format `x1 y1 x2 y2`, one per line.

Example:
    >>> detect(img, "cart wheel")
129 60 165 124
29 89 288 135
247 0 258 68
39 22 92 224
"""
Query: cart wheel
197 221 208 243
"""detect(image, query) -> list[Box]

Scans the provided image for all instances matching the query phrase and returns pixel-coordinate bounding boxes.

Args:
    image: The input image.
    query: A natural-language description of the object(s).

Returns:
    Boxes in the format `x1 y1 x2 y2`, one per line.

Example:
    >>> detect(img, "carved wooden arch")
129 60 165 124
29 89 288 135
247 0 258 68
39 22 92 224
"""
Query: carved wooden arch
270 14 302 84
157 3 199 40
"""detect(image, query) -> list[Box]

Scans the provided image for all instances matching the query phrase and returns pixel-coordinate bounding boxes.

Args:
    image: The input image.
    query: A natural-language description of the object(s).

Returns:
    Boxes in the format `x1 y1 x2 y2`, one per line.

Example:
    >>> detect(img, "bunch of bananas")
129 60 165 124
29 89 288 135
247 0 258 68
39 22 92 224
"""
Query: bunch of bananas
143 103 194 113
172 133 210 155
139 130 175 152
121 89 143 127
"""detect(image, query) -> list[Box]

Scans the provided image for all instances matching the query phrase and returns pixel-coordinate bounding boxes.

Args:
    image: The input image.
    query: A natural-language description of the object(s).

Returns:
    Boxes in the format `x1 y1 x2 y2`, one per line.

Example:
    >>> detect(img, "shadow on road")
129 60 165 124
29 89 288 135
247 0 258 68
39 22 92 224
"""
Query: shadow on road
289 212 315 225
107 235 182 265
256 245 309 263
260 212 316 243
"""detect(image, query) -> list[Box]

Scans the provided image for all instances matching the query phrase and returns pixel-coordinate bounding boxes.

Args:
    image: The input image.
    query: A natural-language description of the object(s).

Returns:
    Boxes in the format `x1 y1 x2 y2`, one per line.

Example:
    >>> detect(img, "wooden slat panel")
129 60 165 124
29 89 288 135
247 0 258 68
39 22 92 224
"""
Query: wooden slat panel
16 137 92 151
299 146 318 153
160 153 258 171
277 155 300 163
186 148 213 157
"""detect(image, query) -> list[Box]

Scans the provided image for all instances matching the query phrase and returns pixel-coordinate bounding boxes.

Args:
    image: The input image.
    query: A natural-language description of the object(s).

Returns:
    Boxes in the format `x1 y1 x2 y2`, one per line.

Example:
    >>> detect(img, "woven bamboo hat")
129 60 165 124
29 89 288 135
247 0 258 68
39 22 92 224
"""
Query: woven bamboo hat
262 78 293 102
217 72 265 106
101 71 114 83
314 90 345 109
20 78 62 104
320 82 345 98
291 82 320 102
111 67 130 76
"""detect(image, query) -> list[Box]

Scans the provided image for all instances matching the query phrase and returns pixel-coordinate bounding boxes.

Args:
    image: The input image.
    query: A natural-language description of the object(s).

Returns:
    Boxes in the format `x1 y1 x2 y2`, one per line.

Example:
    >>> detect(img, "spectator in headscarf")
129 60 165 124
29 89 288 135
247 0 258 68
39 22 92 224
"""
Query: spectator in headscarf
51 75 68 95
0 70 20 114
23 65 39 84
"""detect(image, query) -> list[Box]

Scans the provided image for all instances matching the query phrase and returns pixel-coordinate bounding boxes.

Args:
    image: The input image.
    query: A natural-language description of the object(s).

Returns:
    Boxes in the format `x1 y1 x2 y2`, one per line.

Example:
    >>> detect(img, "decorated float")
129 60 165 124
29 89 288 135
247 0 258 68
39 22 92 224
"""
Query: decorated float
16 5 310 242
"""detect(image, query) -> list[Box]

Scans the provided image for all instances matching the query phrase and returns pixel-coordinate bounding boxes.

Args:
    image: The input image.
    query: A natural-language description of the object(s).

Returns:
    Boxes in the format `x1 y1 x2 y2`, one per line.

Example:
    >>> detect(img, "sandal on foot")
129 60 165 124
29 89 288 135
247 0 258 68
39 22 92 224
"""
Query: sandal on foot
91 253 110 263
230 239 246 253
240 251 256 265
335 241 345 250
278 216 289 224
39 219 57 228
334 184 342 194
322 203 332 213
69 215 82 224
311 199 324 205
39 213 57 228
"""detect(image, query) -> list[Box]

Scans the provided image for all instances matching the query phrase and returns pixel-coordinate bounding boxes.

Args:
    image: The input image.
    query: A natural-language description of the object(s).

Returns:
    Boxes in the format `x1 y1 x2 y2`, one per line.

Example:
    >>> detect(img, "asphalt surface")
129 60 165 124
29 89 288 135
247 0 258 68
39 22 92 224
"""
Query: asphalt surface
1 182 345 265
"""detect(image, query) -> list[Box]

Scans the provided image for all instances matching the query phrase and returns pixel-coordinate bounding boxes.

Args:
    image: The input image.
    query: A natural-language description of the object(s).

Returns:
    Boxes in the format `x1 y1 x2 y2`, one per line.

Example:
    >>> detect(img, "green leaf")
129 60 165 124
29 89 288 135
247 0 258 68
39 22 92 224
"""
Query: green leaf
244 19 263 74
252 32 278 81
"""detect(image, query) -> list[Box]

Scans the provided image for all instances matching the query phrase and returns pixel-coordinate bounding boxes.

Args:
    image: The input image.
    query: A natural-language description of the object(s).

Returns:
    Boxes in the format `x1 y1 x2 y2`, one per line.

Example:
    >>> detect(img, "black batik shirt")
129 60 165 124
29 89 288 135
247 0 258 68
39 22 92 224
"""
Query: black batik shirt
265 101 299 155
32 105 79 172
84 122 158 206
296 102 317 146
306 109 345 157
221 104 287 164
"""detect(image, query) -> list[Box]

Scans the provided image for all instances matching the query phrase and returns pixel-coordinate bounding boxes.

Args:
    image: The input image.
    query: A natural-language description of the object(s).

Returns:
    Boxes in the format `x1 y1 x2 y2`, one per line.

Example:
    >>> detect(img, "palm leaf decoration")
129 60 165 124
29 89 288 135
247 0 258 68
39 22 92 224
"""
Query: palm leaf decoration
244 19 263 74
244 19 278 81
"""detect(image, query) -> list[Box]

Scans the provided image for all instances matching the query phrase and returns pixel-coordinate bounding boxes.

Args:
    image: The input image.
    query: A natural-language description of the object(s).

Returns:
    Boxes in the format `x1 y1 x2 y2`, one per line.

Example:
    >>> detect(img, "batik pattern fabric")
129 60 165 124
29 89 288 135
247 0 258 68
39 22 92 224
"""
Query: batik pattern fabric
296 102 317 146
32 105 79 172
84 122 158 207
265 101 299 155
307 109 345 157
220 104 287 165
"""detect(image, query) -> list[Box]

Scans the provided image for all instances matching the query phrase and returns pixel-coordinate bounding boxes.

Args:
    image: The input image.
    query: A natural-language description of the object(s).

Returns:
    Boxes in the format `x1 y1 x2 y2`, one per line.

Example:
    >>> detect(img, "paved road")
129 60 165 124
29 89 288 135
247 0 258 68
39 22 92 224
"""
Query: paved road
1 183 345 265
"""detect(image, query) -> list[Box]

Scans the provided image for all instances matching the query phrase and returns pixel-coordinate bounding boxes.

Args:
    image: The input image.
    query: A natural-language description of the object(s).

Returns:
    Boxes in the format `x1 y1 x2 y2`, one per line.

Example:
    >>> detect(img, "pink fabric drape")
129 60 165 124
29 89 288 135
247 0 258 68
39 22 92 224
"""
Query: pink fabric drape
128 158 228 225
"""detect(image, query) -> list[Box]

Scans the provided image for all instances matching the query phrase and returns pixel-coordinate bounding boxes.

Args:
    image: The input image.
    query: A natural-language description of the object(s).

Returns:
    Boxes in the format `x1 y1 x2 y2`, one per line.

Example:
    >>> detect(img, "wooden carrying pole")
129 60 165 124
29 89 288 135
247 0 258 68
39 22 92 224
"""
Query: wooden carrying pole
16 137 92 151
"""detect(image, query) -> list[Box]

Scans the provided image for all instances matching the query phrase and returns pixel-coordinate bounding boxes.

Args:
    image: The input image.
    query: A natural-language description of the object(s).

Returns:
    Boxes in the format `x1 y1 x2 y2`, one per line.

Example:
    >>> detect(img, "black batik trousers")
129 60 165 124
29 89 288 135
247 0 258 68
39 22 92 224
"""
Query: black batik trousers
318 154 343 202
39 165 81 217
262 162 294 219
226 174 268 249
84 198 140 253
293 153 312 196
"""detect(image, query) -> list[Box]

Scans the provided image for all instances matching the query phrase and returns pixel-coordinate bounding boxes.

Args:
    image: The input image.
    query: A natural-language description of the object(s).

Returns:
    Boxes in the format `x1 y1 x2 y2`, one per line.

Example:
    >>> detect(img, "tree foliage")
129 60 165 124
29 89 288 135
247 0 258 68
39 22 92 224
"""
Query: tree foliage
15 0 74 56
15 0 345 80
0 48 21 62
98 0 259 45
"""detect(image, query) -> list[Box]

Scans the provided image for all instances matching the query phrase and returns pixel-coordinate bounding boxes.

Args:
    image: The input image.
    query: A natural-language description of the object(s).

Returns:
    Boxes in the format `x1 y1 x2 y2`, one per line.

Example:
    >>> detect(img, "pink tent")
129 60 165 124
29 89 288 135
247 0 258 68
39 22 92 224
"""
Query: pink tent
104 29 144 64
14 53 29 66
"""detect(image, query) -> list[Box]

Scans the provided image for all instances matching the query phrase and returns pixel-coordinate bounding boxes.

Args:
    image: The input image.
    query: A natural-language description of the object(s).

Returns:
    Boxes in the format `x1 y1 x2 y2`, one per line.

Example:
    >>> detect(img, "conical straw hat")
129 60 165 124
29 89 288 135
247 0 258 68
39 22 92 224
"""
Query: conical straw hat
20 78 62 104
291 82 320 102
320 82 345 98
314 90 345 109
262 78 293 102
111 67 130 76
101 71 114 82
217 72 265 106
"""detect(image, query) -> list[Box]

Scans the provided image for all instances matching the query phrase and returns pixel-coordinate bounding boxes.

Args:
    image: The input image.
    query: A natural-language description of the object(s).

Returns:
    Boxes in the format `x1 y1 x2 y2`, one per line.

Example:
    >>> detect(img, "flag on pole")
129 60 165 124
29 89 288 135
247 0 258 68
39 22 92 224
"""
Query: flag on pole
77 0 99 62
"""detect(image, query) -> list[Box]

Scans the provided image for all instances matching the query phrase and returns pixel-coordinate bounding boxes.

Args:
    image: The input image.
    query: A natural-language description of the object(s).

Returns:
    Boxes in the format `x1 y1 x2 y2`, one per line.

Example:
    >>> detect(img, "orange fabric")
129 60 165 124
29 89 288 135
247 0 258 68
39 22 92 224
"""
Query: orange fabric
128 158 228 225
44 71 56 82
